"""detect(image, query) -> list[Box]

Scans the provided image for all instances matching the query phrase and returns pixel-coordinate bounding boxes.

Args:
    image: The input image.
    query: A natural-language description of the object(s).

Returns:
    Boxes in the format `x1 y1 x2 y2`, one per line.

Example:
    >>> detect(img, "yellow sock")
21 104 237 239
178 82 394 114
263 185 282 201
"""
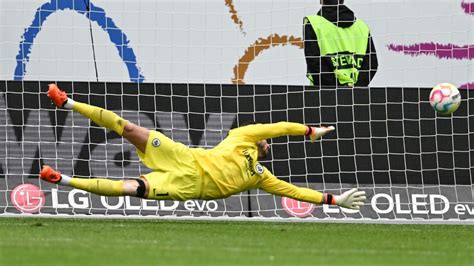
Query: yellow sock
69 178 125 197
72 102 128 135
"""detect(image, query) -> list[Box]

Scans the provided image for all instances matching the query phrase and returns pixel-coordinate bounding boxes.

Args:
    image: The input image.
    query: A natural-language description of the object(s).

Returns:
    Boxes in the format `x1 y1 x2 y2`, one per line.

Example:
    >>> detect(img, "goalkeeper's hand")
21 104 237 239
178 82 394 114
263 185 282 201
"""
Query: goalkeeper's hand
334 188 366 210
307 126 335 142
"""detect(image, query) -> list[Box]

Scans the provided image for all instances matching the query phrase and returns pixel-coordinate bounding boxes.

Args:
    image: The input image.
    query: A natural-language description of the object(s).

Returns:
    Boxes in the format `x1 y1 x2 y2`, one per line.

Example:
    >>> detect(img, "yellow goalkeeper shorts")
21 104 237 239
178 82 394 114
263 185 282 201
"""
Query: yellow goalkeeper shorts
137 130 202 201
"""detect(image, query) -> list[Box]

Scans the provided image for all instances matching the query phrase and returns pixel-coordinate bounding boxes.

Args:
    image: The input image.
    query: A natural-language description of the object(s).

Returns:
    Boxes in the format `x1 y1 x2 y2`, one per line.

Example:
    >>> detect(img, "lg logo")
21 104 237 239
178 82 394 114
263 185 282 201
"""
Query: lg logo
10 184 45 214
281 197 314 218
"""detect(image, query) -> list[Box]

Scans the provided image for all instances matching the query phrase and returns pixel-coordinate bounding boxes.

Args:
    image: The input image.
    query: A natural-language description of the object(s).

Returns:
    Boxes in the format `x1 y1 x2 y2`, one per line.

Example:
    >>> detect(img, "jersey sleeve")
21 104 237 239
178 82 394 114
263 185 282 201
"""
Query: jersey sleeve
232 122 307 142
257 168 324 204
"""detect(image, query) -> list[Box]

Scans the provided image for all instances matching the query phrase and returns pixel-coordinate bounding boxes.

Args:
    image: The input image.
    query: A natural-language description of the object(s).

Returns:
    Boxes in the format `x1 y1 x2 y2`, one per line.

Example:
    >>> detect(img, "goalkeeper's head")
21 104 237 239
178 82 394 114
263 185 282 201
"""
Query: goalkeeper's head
238 120 270 159
256 139 270 159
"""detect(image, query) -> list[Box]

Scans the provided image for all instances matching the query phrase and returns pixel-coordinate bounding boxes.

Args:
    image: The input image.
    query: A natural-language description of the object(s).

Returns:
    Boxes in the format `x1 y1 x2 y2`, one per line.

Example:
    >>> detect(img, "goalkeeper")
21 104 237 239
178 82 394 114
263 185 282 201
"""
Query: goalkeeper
40 84 366 210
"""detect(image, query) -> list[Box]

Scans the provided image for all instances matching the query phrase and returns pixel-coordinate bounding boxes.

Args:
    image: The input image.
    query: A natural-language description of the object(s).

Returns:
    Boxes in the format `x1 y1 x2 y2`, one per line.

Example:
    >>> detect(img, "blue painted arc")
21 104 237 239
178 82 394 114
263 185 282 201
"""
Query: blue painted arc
14 0 145 83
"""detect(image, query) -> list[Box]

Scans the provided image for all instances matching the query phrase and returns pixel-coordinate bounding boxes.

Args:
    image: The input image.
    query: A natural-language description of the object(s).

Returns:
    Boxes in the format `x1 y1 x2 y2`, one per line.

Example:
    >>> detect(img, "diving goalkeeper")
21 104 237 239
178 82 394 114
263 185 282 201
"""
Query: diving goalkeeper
40 84 366 210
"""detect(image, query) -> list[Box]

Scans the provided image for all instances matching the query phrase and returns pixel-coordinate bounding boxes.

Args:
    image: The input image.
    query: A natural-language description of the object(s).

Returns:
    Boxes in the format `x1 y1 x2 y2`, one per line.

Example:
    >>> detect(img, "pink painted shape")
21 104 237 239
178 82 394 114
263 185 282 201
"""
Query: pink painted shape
387 43 474 60
460 82 474 89
461 0 474 15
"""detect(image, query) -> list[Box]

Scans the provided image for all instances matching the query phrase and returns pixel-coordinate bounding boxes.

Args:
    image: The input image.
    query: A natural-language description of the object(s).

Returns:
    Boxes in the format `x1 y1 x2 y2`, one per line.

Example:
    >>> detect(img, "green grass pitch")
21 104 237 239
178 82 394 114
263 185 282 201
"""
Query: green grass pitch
0 218 472 266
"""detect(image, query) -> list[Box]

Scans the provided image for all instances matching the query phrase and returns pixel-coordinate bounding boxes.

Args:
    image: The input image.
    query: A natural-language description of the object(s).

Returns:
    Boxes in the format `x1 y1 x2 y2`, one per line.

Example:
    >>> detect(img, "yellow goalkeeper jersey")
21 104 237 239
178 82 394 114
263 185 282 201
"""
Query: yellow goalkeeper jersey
139 122 324 204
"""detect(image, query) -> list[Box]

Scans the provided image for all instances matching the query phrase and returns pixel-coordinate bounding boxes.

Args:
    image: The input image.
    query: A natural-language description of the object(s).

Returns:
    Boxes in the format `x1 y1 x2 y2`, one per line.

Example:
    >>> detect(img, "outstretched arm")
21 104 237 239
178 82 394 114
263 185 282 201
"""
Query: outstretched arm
260 173 325 204
231 122 334 143
259 171 366 209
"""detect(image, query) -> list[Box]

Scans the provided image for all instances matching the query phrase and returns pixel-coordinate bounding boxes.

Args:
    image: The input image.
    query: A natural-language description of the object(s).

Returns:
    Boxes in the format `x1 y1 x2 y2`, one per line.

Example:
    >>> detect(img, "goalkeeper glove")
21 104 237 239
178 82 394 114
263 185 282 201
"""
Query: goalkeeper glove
306 125 335 142
325 188 366 210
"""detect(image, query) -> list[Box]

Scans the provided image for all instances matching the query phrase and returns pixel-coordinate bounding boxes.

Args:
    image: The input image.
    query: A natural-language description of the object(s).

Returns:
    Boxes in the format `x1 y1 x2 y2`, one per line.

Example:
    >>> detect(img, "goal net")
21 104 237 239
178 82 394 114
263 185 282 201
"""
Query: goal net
0 0 473 223
0 81 473 222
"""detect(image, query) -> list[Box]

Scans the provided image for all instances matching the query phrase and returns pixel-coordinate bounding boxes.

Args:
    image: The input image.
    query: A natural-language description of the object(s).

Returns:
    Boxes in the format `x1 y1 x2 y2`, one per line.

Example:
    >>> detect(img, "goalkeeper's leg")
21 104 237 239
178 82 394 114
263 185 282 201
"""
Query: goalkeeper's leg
47 84 149 153
40 165 149 198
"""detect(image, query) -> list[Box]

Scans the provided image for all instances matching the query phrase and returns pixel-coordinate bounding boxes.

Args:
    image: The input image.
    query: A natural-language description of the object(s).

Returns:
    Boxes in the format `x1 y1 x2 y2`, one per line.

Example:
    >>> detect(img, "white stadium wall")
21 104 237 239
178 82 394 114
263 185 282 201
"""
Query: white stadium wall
0 0 473 87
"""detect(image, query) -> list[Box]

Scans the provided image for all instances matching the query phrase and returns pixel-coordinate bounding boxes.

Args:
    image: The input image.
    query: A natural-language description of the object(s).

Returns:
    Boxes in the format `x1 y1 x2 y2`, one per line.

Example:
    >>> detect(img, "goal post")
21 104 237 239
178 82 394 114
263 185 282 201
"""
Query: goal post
0 80 472 223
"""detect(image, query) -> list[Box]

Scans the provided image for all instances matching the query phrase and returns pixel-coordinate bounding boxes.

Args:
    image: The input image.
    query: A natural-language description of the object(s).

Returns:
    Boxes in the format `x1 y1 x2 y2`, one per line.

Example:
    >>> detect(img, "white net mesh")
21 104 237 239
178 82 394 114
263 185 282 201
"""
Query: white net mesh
0 81 473 222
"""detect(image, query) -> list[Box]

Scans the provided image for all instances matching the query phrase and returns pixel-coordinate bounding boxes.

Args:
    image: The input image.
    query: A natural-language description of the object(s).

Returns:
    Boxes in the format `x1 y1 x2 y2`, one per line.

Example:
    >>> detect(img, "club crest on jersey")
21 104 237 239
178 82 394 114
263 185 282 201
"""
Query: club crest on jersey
152 138 161 147
255 164 264 175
